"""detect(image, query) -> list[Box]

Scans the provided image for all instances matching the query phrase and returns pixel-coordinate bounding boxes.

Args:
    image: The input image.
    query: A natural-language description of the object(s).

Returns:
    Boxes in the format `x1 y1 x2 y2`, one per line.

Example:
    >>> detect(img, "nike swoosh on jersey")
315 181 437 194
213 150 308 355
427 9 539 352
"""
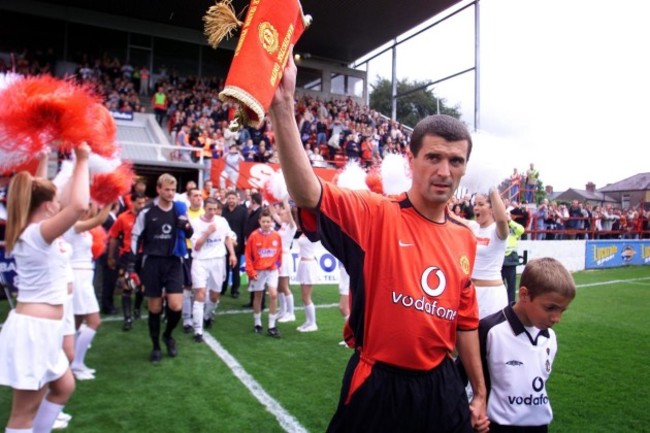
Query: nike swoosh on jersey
398 241 414 247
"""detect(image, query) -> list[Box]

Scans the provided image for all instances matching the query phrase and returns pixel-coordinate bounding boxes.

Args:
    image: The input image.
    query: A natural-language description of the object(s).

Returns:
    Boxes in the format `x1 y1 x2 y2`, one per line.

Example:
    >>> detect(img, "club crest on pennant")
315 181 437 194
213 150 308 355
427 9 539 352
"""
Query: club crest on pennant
258 22 279 55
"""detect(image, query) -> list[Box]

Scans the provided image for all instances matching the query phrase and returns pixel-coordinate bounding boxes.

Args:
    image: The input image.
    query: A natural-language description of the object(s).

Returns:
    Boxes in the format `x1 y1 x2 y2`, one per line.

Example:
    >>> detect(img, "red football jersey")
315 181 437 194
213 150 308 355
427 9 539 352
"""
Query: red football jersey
301 181 479 372
244 228 282 278
108 210 138 257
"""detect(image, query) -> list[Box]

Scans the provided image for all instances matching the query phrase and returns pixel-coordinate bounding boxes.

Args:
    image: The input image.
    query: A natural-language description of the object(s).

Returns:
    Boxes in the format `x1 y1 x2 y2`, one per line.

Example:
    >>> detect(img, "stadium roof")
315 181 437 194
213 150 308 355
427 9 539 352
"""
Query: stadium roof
35 0 463 64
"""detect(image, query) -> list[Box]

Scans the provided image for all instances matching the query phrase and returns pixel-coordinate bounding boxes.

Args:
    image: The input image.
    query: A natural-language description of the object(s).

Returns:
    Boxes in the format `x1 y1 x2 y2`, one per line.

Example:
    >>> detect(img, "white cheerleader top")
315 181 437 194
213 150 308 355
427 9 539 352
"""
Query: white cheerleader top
469 221 507 281
12 223 72 305
63 227 94 269
279 222 297 253
297 234 317 259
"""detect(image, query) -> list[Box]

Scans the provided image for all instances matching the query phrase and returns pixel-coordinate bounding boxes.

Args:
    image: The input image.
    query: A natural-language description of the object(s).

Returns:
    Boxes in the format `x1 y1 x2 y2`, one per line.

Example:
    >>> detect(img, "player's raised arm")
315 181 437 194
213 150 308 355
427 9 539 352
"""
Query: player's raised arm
269 49 321 210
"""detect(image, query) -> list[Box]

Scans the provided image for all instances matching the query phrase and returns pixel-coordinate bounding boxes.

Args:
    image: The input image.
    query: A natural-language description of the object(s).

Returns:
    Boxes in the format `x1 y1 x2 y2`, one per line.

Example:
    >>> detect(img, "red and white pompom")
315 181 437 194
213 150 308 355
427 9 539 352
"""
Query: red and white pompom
90 226 108 260
0 75 119 171
90 162 135 205
262 169 289 204
84 103 118 158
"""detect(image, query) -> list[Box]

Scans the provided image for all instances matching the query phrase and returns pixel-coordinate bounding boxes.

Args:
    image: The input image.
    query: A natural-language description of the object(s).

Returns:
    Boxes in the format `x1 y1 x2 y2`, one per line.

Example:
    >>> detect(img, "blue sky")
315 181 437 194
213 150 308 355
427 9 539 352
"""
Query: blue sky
358 0 649 192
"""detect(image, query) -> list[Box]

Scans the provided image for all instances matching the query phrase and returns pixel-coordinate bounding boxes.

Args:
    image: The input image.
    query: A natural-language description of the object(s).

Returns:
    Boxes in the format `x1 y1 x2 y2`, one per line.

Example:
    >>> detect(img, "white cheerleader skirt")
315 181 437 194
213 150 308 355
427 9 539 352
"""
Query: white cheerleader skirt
0 311 68 390
72 269 100 315
339 266 350 296
296 259 319 285
278 252 293 278
475 283 509 320
63 292 75 336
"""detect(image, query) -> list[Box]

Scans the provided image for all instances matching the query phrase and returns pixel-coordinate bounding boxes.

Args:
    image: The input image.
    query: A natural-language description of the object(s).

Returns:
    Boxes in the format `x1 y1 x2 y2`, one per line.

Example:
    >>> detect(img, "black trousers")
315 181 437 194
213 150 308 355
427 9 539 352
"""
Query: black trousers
501 265 518 304
99 255 119 312
222 254 242 295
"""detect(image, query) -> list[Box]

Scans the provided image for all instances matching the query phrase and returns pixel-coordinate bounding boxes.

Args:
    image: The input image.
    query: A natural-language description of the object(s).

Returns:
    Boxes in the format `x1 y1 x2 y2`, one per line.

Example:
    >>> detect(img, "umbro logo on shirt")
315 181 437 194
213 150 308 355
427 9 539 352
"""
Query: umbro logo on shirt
505 360 524 366
398 240 414 247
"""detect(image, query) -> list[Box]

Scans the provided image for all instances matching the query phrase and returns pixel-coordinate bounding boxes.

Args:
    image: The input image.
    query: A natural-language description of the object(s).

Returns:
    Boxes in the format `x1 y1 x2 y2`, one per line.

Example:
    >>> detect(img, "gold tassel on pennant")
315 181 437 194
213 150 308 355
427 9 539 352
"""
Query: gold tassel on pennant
203 0 244 49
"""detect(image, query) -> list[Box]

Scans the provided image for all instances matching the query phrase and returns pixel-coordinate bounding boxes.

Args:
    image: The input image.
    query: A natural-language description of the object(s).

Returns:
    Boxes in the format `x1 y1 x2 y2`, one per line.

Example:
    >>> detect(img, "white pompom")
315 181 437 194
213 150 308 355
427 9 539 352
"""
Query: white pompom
263 169 289 203
460 131 512 196
337 161 368 191
381 153 412 195
52 160 74 206
52 160 73 191
88 153 121 174
0 72 22 92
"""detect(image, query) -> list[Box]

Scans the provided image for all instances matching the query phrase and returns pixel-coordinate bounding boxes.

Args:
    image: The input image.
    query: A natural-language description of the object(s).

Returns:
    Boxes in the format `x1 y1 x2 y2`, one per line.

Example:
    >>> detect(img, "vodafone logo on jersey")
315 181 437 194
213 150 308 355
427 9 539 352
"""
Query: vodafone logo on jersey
390 266 458 322
420 266 446 297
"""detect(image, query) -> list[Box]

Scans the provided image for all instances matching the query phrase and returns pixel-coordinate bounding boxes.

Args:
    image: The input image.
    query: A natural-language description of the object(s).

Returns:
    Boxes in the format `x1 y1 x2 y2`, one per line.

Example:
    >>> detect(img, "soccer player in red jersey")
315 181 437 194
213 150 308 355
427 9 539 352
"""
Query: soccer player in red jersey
269 52 490 433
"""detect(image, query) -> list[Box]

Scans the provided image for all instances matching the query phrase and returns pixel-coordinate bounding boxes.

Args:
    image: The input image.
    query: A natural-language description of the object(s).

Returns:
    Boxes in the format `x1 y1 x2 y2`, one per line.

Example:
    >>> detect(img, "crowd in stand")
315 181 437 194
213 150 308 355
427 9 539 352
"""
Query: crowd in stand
3 50 648 240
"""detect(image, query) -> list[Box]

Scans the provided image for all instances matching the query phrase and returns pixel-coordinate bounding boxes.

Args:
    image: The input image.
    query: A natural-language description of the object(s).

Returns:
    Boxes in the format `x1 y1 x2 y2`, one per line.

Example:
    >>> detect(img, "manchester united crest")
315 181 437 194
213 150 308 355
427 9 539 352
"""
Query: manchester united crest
459 255 470 275
258 22 279 54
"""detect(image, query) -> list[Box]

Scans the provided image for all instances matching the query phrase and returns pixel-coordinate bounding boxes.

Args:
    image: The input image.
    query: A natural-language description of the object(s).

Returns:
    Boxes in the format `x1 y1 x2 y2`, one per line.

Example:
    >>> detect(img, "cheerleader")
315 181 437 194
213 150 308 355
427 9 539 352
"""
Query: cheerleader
295 232 319 332
0 144 89 432
468 188 510 319
63 203 112 380
270 199 297 323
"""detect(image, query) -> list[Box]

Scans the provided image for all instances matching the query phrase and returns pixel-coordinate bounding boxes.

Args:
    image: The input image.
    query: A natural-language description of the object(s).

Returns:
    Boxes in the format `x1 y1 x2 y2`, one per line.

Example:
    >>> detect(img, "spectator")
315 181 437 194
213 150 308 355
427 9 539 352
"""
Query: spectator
535 199 549 241
220 145 244 190
565 200 582 240
254 140 273 163
152 85 168 126
524 163 538 203
242 139 257 162
139 66 150 96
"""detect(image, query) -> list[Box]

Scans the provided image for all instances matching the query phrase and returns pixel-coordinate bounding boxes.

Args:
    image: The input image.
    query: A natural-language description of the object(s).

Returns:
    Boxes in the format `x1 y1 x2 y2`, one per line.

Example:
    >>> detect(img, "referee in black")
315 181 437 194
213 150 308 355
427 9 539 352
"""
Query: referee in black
131 173 193 364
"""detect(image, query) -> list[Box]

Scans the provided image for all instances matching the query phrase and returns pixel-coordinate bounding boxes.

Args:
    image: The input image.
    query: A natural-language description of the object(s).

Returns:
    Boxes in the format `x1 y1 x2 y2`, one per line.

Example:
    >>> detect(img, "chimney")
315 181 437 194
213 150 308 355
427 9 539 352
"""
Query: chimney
586 182 596 193
545 185 553 194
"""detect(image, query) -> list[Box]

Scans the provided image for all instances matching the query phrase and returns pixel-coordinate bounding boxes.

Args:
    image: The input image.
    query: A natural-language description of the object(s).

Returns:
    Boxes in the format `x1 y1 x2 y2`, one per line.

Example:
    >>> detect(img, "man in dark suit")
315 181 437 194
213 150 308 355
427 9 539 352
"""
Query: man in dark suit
221 190 248 299
242 192 263 308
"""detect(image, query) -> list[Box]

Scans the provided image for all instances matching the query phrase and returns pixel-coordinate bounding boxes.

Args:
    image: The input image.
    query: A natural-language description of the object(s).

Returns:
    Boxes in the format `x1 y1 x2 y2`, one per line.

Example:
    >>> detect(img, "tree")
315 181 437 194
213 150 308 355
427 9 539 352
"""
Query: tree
369 76 462 127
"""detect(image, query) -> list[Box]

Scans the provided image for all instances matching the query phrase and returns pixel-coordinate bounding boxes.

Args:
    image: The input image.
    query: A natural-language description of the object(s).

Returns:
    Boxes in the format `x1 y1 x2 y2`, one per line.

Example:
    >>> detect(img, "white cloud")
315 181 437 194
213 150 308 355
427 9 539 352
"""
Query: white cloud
363 0 650 193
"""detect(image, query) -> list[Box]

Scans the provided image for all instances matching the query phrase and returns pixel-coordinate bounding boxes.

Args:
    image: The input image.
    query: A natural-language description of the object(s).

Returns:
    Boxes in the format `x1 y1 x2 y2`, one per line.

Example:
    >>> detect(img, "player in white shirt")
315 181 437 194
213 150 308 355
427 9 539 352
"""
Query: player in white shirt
189 198 238 342
0 144 89 432
270 199 297 323
182 188 205 333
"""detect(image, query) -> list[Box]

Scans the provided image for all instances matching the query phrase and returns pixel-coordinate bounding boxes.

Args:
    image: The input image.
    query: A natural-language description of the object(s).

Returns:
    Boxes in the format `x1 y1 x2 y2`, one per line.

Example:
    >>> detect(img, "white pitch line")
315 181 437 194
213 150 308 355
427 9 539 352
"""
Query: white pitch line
202 332 310 433
100 302 340 322
575 276 650 288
